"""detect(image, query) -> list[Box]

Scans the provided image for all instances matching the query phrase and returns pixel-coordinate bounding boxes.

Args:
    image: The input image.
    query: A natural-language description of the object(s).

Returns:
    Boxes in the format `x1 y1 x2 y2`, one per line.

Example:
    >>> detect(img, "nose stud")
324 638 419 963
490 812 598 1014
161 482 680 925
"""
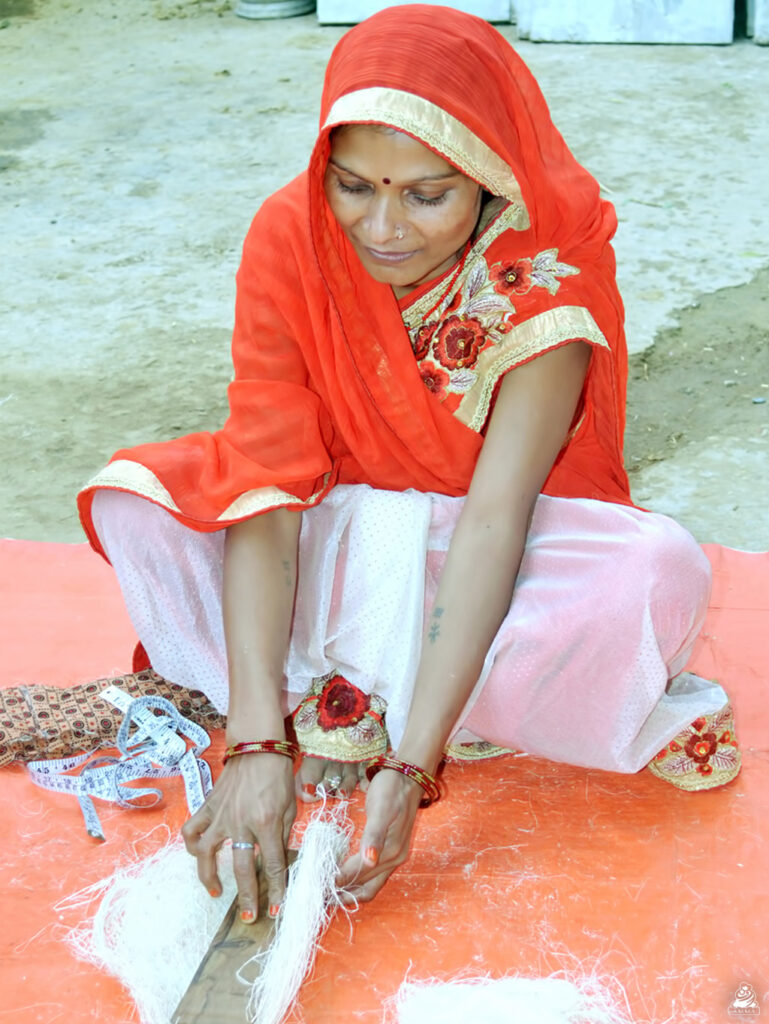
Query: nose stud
395 225 404 240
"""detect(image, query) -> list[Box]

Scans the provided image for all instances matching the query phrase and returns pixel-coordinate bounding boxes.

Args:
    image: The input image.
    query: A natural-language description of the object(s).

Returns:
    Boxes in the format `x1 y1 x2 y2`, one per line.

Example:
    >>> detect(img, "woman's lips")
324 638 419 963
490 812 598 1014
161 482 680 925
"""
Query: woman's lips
364 246 417 265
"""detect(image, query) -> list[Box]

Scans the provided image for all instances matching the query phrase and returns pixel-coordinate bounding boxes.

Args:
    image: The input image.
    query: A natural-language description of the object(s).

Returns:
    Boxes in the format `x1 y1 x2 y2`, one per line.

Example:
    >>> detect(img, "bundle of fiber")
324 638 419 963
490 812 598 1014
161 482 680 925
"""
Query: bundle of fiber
390 975 635 1024
60 807 352 1024
60 834 237 1024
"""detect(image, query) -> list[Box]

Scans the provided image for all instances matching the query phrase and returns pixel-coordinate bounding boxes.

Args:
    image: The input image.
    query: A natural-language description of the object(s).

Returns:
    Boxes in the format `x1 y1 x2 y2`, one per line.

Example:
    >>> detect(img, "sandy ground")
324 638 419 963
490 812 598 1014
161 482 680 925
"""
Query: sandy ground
1 0 768 549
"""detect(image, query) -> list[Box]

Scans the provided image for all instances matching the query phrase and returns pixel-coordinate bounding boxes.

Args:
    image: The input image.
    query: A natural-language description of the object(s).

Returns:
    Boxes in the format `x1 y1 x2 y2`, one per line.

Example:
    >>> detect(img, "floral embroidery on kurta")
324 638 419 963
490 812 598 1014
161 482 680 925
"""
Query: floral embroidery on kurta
411 248 580 377
400 200 600 429
490 249 580 298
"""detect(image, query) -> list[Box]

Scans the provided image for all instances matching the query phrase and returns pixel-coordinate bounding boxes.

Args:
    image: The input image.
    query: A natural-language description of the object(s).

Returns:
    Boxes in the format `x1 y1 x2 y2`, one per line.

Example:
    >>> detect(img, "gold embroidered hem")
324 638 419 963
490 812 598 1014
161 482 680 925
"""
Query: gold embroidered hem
80 461 333 526
292 675 389 763
0 669 225 768
646 702 741 792
443 739 517 763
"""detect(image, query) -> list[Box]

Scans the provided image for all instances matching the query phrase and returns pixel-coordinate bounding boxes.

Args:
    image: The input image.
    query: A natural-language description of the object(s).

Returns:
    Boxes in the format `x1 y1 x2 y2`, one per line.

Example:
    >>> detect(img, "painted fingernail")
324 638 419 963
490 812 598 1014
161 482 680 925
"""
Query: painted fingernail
208 888 220 898
269 903 281 919
364 846 379 865
240 909 256 923
302 783 316 795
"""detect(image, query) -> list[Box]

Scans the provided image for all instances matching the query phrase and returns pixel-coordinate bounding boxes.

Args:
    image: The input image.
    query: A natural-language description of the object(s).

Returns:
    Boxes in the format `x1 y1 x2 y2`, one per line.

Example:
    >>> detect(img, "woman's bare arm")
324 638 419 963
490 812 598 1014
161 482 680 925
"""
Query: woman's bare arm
397 341 591 771
223 509 301 743
338 339 592 901
182 508 301 922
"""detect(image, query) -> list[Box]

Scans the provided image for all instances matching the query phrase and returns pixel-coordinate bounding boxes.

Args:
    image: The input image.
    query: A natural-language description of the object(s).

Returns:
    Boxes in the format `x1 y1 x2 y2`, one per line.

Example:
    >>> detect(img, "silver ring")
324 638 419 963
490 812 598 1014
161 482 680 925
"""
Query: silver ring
232 841 255 850
324 776 343 790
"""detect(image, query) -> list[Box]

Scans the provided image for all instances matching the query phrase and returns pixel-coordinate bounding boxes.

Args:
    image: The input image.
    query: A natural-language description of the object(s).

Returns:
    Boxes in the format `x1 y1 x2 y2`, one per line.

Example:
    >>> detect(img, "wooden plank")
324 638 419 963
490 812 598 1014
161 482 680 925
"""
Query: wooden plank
172 851 298 1024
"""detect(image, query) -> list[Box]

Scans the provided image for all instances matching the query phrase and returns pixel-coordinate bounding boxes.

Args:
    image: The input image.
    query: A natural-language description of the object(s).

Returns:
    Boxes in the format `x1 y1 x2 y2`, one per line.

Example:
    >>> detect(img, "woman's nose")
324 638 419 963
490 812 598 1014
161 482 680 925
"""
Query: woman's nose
363 196 401 245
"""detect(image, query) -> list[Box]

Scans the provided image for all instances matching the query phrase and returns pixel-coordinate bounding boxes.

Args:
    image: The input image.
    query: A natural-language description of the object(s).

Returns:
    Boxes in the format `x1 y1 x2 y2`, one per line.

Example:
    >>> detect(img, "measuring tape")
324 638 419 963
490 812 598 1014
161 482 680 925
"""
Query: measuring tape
27 685 213 840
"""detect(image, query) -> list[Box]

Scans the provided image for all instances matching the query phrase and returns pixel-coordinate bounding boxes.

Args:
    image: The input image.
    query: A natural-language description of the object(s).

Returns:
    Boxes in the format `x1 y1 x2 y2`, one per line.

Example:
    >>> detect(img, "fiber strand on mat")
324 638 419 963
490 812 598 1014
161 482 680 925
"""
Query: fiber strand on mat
241 804 352 1024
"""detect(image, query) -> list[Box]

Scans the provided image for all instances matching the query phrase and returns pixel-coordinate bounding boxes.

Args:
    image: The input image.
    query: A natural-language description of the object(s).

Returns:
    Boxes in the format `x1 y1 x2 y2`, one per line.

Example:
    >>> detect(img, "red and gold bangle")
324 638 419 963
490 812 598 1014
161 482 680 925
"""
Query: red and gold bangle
223 739 300 765
365 755 441 808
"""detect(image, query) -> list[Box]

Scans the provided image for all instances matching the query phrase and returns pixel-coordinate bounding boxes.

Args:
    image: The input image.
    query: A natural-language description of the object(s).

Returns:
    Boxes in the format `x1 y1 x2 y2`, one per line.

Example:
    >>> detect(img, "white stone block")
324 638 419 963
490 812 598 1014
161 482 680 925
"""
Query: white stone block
511 0 532 36
316 0 511 24
515 0 734 44
752 0 769 43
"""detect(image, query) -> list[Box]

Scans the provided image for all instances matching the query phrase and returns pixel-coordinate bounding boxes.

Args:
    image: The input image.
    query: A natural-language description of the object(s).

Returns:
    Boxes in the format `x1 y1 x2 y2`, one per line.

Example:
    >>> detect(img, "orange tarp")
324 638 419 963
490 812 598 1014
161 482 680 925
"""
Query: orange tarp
1 539 767 1023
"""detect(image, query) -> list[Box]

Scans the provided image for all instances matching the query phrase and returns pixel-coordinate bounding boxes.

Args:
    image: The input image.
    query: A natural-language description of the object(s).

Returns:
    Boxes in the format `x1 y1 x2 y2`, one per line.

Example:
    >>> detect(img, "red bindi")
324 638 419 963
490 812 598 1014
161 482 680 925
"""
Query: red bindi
382 177 391 184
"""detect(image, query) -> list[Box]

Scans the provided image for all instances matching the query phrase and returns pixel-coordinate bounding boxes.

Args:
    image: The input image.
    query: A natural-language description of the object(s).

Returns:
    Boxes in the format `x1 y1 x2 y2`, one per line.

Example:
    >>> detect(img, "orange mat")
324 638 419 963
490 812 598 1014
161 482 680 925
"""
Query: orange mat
2 540 767 1024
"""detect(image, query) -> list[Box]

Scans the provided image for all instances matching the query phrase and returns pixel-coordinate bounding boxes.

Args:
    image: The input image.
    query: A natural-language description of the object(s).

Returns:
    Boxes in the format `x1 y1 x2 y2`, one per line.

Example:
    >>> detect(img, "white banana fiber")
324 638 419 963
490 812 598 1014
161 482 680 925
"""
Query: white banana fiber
390 974 635 1024
241 804 352 1024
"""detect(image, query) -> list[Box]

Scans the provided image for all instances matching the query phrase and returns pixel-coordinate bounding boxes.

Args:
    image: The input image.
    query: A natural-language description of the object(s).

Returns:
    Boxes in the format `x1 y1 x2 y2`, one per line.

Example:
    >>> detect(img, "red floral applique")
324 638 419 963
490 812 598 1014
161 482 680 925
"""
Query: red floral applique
316 677 370 731
434 315 486 370
489 257 533 296
419 361 451 399
405 243 580 410
685 732 718 763
648 702 741 790
413 321 438 361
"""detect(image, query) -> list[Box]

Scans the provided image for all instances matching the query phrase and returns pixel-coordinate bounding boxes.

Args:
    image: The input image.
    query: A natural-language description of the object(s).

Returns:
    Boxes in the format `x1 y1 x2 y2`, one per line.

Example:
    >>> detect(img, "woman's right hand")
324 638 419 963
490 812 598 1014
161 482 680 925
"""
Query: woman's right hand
182 752 296 923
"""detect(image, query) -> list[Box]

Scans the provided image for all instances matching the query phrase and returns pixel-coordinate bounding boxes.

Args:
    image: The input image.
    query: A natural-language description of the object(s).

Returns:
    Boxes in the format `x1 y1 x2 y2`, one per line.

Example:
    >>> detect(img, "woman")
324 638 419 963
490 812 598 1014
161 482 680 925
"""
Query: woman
72 6 739 920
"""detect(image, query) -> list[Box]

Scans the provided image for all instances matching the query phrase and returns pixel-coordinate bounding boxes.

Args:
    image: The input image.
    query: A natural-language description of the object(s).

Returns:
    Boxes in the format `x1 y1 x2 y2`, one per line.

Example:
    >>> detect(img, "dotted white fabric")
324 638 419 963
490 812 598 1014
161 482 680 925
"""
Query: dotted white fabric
92 486 725 773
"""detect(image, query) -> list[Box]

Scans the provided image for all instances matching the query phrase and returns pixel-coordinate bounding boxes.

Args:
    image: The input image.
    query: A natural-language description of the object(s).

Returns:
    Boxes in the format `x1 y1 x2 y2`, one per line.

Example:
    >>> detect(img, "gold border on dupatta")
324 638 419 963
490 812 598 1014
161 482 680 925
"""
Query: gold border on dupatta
459 306 609 431
323 87 531 224
80 460 330 524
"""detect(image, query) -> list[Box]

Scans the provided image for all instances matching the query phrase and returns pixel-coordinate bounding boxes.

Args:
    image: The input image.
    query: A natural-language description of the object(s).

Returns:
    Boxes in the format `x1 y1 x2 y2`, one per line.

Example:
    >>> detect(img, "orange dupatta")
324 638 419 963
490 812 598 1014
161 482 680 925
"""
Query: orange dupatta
78 5 631 557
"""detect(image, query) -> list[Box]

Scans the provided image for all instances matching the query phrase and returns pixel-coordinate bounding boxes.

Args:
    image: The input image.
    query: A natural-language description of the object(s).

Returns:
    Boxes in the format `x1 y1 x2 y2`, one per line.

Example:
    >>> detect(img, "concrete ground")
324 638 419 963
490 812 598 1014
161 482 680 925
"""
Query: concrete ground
1 0 768 549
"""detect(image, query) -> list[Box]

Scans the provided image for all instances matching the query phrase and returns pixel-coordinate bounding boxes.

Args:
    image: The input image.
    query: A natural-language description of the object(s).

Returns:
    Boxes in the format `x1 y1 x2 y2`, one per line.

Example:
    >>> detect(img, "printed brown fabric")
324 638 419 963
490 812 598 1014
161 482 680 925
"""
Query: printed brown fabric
0 670 225 768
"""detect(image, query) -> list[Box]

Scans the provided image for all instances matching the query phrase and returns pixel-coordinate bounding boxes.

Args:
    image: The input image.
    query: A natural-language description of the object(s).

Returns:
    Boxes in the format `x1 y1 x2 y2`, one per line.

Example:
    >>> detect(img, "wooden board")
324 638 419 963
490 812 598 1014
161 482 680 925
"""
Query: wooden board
172 850 298 1024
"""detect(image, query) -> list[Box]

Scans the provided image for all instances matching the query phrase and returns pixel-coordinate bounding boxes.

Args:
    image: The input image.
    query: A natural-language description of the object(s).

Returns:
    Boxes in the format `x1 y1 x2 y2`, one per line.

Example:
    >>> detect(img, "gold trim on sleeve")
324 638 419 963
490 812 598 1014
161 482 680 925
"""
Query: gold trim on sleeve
80 460 330 524
457 306 609 431
323 87 530 222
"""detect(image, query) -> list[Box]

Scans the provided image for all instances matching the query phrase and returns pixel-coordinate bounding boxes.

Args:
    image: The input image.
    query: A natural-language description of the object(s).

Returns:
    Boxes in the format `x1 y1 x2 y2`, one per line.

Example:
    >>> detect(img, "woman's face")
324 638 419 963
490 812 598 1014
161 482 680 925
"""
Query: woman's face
324 125 482 298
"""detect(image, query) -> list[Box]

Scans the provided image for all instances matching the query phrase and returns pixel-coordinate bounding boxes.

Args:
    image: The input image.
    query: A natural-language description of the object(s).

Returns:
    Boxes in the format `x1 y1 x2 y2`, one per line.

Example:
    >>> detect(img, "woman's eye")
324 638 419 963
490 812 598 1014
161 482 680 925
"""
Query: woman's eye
337 181 370 195
411 192 448 207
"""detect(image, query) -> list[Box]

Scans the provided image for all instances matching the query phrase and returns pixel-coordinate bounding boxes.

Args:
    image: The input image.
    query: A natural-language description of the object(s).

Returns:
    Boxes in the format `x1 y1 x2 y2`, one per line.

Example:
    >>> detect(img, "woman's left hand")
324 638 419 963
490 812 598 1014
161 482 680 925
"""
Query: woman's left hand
336 768 423 904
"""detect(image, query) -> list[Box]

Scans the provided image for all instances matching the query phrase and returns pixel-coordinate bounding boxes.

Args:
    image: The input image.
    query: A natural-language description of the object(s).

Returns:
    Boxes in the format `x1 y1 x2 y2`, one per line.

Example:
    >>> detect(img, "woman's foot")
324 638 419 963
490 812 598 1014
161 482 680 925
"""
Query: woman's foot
291 675 388 800
646 702 741 791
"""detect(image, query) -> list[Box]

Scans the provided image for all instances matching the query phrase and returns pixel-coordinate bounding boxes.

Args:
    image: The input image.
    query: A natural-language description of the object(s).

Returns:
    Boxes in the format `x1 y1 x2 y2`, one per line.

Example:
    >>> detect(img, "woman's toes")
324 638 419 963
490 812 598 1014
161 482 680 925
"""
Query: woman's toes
317 761 345 797
337 762 359 798
296 757 365 800
296 755 327 801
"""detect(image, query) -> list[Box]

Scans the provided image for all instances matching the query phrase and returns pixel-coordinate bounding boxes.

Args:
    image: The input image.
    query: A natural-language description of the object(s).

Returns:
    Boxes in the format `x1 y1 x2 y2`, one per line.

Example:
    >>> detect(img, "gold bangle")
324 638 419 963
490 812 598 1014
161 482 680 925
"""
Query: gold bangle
365 755 441 808
222 739 299 765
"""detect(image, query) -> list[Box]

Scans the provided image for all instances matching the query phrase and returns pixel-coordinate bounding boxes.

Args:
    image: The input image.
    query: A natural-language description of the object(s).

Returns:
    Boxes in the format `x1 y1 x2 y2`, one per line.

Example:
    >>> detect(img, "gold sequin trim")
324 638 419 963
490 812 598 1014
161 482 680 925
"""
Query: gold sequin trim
443 739 517 763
